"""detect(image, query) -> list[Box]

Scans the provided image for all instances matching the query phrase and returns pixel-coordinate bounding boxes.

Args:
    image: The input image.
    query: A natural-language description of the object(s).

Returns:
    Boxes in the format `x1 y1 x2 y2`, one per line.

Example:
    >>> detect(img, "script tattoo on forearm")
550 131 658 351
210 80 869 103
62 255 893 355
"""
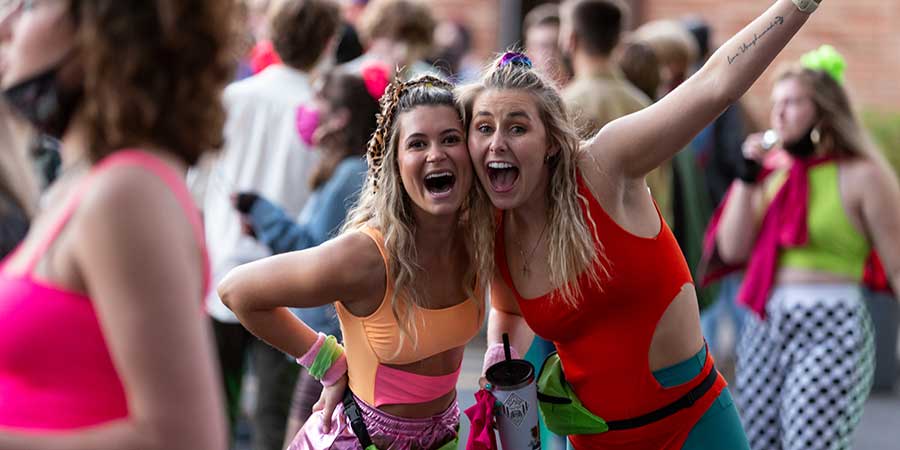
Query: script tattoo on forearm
727 16 785 65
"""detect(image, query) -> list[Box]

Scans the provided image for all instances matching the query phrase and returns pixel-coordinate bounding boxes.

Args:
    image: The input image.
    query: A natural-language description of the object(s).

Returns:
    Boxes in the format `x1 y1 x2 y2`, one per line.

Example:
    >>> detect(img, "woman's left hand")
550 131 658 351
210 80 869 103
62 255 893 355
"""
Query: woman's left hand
312 374 348 433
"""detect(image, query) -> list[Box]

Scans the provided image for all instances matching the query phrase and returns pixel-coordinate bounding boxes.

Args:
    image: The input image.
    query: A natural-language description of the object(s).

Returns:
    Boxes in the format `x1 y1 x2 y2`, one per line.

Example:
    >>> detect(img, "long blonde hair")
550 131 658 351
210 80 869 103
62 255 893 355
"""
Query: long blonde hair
342 75 494 349
457 54 606 307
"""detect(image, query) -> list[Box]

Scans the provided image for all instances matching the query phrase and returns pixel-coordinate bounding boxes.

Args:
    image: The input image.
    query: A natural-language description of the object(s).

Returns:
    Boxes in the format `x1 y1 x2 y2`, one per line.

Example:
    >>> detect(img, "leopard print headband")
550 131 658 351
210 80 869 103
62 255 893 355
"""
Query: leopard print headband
365 74 455 191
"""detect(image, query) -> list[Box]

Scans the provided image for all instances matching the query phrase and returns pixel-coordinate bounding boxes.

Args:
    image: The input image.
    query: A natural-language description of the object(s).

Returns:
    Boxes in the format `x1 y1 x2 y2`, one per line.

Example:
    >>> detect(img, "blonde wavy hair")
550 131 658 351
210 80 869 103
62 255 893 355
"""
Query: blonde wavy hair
457 53 607 307
342 75 494 349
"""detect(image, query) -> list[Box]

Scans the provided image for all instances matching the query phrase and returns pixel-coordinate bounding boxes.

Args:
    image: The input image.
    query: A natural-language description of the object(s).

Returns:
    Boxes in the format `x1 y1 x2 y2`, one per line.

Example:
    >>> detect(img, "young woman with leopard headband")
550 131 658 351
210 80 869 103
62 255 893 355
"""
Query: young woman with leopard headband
220 74 494 450
462 0 825 449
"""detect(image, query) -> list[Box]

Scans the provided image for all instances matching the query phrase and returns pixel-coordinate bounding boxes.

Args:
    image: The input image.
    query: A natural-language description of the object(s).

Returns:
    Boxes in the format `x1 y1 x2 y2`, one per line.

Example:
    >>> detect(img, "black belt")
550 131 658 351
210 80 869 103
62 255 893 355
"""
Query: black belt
605 364 719 431
342 389 376 449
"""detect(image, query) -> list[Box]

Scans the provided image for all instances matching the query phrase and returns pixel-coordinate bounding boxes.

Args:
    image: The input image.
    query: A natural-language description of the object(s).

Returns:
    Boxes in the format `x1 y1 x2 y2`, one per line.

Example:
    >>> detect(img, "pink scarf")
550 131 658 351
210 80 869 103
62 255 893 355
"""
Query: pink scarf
700 155 834 319
463 389 498 450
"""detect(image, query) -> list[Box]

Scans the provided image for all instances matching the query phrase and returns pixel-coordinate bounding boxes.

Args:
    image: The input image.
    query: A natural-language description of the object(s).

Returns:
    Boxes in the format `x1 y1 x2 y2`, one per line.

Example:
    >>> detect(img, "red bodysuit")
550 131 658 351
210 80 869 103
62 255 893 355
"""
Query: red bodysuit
496 172 726 449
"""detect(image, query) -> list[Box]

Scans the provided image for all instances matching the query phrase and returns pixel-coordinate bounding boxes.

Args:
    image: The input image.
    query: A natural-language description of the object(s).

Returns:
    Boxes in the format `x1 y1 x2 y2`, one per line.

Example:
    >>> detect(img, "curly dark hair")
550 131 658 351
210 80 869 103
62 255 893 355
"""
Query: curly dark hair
70 0 237 165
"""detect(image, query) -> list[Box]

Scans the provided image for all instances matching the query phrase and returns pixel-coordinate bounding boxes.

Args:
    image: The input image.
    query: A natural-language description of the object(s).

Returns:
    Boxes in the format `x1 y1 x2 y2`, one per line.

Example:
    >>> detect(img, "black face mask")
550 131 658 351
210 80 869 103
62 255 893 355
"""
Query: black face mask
2 61 83 139
782 126 818 159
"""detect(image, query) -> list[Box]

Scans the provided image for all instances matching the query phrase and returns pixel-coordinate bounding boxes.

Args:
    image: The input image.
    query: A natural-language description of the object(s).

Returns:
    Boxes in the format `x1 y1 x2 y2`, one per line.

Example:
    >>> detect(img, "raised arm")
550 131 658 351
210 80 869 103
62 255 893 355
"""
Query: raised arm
715 133 772 264
590 0 818 180
715 182 766 264
218 231 385 358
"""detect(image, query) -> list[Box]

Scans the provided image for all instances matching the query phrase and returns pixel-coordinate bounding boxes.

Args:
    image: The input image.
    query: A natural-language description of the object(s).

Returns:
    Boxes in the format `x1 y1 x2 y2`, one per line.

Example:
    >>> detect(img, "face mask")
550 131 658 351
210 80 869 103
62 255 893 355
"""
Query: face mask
783 126 818 158
296 105 320 147
3 61 83 139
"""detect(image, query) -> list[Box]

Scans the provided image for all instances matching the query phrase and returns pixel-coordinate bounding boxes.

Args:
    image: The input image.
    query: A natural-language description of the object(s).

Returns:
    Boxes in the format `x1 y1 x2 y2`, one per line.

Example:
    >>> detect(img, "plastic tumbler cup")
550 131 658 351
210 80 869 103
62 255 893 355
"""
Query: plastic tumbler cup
486 359 542 450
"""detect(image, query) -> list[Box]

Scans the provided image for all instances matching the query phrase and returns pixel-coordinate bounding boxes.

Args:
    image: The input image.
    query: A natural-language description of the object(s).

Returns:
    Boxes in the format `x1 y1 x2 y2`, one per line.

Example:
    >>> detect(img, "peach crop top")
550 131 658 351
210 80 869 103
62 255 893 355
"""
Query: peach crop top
335 227 482 407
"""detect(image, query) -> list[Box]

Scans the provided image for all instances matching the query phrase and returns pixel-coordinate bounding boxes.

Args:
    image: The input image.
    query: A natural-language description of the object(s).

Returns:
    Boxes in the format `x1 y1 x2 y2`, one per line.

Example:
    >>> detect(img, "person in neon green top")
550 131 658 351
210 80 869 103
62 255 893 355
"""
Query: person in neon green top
714 46 900 450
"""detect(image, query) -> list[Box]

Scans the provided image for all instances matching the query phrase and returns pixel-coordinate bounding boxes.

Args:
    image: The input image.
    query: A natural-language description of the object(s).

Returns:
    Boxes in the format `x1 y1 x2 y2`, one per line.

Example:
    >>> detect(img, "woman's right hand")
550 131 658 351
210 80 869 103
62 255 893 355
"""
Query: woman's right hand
741 132 770 163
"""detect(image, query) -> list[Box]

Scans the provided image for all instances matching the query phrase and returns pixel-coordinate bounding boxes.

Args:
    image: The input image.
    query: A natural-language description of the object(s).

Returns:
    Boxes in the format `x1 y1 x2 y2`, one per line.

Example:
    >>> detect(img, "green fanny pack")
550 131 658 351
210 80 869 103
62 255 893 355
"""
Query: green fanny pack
536 352 609 435
536 351 720 436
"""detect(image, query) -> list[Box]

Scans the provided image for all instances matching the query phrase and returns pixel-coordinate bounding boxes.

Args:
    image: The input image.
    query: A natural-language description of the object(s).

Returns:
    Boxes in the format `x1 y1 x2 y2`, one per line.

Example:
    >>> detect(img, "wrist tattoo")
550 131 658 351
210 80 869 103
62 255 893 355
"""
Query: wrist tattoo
727 16 785 65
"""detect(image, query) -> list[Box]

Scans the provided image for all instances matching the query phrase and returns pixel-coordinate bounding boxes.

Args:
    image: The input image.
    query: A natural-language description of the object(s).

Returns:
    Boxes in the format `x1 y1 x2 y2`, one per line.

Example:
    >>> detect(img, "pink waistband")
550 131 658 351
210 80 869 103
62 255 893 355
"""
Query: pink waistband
373 363 462 407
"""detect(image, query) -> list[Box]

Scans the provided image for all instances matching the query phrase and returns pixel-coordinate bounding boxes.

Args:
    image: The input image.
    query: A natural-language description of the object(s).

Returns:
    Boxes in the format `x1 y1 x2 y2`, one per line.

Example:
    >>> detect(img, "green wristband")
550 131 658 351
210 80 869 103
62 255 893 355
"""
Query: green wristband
308 335 343 380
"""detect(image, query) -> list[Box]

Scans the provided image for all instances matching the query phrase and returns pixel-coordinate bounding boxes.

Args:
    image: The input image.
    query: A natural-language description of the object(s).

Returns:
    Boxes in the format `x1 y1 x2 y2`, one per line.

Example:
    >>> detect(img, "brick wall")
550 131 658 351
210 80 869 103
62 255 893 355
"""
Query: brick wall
641 0 900 121
425 0 502 61
423 0 899 123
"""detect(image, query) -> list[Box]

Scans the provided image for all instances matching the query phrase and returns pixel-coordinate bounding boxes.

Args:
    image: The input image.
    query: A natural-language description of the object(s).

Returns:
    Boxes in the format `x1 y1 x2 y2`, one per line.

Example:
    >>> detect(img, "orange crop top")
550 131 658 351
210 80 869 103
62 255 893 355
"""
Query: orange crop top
335 227 483 407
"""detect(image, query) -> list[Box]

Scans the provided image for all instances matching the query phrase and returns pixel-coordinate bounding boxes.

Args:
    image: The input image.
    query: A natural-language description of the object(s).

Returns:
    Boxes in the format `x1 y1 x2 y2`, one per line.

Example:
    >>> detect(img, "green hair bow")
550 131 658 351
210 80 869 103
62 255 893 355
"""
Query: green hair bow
800 45 847 85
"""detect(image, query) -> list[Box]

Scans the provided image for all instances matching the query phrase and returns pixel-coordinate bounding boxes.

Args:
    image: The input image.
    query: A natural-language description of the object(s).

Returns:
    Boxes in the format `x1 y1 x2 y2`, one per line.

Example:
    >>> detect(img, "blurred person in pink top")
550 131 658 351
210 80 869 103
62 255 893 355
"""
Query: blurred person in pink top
0 0 234 449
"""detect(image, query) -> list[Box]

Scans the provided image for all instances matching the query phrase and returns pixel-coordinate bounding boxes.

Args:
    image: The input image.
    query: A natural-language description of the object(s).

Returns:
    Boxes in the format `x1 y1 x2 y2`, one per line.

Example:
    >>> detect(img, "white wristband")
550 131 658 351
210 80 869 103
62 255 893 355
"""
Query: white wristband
792 0 820 14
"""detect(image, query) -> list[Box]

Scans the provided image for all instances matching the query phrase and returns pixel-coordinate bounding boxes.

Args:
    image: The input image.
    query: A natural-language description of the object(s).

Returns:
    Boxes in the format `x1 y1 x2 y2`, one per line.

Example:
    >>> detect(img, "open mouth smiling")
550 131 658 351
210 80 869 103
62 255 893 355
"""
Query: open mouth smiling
424 170 456 196
486 161 519 193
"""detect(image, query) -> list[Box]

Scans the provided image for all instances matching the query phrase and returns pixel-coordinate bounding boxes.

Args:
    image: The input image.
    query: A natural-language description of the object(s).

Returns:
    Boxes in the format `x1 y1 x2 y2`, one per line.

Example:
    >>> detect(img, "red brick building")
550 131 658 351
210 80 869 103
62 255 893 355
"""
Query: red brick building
640 0 899 120
425 0 899 121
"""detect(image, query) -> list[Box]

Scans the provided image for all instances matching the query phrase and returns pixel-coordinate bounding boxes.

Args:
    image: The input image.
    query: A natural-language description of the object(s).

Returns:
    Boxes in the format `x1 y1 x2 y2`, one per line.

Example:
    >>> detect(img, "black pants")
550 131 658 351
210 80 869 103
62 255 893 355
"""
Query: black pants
212 319 299 450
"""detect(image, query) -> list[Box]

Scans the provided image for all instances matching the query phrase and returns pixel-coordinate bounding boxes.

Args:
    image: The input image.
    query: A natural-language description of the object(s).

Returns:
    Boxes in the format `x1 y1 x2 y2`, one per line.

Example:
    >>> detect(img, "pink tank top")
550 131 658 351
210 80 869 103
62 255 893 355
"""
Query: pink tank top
0 150 209 430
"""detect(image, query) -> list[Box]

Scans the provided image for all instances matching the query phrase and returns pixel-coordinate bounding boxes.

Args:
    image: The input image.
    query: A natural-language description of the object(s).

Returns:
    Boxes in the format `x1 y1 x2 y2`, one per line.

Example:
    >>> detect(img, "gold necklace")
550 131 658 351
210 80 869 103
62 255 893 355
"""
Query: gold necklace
513 219 549 277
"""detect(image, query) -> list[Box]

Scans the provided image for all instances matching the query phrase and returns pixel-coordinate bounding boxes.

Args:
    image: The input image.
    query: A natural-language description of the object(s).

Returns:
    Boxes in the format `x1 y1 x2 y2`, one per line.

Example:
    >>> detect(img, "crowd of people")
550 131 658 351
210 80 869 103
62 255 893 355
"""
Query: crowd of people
0 0 895 450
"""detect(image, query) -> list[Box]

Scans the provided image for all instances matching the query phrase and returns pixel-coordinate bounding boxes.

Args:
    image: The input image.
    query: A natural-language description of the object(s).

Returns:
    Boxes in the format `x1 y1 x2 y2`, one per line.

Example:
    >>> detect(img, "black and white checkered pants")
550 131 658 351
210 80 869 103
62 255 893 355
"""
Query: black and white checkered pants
735 284 874 450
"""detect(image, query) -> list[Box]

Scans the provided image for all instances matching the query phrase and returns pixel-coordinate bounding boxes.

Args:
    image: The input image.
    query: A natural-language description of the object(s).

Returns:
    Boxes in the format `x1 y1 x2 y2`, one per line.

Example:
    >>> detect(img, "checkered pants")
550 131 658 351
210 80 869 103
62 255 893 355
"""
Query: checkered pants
735 284 874 450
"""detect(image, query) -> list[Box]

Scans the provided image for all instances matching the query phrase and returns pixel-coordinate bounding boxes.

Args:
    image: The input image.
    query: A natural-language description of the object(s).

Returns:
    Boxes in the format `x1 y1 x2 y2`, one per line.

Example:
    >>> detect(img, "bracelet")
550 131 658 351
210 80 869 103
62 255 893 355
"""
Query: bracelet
320 353 347 386
297 333 347 385
791 0 821 14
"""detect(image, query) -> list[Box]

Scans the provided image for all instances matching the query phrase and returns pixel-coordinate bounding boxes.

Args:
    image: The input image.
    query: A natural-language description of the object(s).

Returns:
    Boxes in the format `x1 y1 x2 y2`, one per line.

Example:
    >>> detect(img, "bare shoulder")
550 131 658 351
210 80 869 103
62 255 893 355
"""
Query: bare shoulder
69 157 207 315
323 230 387 303
76 159 194 239
842 156 889 175
841 156 899 194
329 231 385 274
577 141 622 203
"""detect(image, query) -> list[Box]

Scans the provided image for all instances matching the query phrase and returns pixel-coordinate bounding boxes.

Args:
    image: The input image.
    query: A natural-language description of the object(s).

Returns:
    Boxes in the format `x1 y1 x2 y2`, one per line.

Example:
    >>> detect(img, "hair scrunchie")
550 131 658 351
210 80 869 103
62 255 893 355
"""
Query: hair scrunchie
800 44 846 85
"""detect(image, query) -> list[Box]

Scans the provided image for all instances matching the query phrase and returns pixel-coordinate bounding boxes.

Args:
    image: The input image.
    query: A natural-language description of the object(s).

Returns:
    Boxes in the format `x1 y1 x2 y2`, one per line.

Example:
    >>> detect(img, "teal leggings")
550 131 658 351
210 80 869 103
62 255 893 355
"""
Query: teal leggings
656 346 750 450
566 346 750 450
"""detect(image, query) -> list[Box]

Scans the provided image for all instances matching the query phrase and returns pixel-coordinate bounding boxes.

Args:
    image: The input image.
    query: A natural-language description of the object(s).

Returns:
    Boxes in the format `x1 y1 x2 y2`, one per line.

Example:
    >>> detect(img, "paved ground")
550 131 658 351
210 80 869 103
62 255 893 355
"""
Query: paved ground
236 333 900 449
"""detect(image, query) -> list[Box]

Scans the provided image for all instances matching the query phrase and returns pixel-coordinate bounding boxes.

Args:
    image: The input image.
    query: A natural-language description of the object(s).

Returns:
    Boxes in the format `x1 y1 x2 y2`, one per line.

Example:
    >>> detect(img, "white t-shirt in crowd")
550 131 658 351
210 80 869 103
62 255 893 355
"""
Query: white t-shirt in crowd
195 64 320 323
